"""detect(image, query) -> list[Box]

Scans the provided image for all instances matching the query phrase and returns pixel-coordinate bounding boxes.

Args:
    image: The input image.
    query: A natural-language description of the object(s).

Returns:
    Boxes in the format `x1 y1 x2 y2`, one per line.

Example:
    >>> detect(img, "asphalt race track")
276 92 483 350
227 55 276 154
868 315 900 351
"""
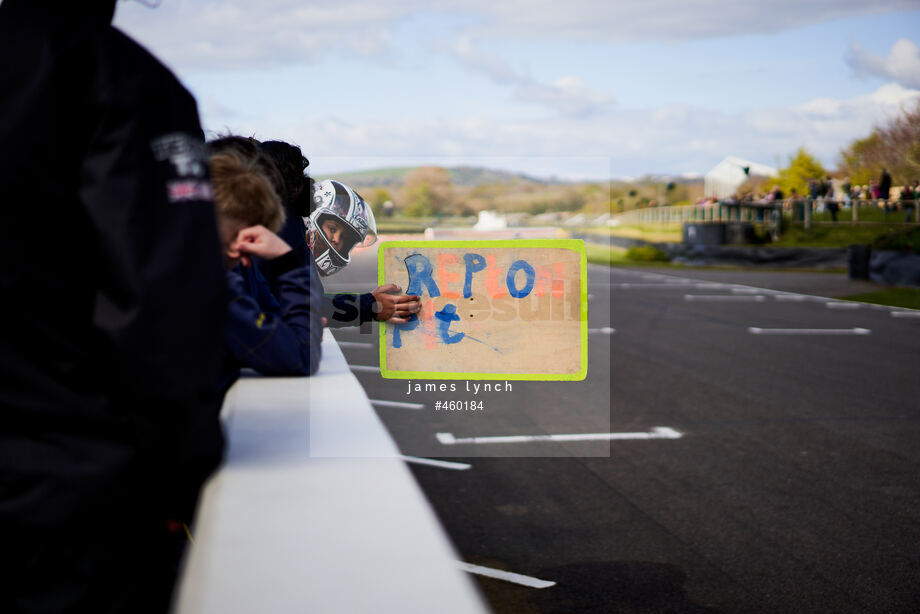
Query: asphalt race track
326 240 920 613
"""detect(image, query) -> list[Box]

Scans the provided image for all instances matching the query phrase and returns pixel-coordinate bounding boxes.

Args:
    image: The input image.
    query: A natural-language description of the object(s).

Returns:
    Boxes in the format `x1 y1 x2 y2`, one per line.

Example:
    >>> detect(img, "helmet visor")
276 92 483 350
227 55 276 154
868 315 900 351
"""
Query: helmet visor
330 181 353 219
315 212 361 261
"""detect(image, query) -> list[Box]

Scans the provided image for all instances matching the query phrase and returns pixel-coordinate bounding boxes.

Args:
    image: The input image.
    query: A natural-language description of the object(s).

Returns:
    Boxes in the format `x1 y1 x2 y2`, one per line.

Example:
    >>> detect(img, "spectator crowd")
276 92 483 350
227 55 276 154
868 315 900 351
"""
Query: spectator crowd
700 168 919 224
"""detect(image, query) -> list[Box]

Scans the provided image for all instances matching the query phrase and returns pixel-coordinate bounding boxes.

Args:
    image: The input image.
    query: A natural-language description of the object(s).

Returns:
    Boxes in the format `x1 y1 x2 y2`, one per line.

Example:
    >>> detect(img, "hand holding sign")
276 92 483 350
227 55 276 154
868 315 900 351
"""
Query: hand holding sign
372 284 421 323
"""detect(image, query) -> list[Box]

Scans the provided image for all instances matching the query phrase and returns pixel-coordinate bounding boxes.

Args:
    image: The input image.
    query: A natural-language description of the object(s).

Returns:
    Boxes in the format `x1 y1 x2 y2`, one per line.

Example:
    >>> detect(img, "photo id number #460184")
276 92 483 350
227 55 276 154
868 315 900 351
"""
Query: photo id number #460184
435 400 484 411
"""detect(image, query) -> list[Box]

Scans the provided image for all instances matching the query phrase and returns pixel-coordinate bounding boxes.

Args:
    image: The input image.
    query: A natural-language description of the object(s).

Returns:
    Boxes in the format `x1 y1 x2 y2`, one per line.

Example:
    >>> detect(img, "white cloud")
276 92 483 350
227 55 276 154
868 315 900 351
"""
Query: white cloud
228 84 919 179
849 39 920 88
465 0 917 42
517 76 614 117
114 0 411 70
451 37 518 83
114 0 918 70
109 2 920 177
447 37 614 116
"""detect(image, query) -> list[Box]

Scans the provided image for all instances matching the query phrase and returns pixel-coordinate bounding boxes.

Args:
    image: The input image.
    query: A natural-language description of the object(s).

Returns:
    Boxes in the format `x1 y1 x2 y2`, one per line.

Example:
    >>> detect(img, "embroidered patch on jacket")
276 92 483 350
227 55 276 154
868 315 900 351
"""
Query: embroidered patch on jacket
167 179 213 203
151 133 208 179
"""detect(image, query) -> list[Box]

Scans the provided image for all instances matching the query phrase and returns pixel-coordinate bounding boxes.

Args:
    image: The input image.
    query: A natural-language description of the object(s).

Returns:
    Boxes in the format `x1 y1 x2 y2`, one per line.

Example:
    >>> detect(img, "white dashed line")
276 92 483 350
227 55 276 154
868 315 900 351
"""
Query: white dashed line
748 327 871 335
350 365 381 372
685 294 766 302
371 399 425 410
825 302 861 309
774 295 809 302
891 311 920 318
614 282 711 289
587 327 615 334
436 427 682 445
337 341 374 349
456 562 556 589
730 287 768 294
401 456 471 470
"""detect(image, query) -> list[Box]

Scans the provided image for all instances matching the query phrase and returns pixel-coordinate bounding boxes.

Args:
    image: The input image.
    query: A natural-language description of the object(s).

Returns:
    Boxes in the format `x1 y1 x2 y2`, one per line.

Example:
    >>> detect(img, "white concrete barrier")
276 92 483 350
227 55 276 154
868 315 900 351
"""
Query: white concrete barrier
173 329 489 614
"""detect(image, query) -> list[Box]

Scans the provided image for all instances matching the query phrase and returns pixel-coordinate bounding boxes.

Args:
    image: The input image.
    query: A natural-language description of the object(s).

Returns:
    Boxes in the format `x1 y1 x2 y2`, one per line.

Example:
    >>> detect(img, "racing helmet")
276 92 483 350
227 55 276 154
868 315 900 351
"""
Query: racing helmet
308 179 377 276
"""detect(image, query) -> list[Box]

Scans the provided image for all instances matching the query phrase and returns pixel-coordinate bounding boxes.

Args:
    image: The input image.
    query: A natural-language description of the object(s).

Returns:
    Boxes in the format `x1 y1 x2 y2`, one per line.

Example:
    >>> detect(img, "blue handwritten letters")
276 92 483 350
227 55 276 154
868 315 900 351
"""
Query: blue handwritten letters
393 252 552 349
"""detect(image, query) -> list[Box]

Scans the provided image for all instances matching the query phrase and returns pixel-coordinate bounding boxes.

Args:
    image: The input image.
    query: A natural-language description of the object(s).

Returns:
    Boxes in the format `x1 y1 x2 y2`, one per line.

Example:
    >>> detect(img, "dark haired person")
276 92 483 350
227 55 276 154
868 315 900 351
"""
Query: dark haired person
257 140 421 327
824 176 839 222
0 0 226 611
879 168 892 201
900 180 917 223
261 139 316 248
209 134 285 206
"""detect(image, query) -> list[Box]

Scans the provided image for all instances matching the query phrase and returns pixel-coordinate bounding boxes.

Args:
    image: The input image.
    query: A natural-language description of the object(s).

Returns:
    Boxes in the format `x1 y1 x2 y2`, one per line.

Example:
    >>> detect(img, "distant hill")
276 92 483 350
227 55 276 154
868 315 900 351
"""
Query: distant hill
323 167 414 188
327 165 553 188
448 166 551 187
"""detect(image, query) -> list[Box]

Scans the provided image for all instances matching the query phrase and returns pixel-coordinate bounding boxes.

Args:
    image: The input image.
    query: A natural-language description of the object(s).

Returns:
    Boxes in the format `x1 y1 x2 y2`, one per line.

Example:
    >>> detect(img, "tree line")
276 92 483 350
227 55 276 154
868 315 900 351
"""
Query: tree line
770 101 920 197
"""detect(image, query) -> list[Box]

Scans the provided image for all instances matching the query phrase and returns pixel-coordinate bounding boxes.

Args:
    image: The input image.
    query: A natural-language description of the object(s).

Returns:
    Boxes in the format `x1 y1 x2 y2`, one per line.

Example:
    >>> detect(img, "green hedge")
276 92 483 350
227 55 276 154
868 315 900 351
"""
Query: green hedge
626 245 669 262
871 227 920 251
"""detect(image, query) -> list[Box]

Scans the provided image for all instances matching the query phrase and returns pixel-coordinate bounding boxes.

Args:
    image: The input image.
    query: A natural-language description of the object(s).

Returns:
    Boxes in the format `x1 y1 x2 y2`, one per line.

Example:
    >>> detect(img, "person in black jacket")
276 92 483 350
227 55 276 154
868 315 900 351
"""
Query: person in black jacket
0 1 226 612
879 168 892 201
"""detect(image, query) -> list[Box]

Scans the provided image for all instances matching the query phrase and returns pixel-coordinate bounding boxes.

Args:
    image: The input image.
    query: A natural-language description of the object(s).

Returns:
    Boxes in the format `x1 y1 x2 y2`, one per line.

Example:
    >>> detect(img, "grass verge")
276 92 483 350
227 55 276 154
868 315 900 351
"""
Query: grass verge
837 287 920 310
773 223 912 248
584 243 679 268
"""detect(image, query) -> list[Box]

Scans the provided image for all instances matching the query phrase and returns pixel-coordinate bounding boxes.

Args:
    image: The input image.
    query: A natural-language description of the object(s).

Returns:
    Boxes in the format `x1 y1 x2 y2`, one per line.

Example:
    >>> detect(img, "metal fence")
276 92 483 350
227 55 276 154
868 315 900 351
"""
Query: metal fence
613 199 920 227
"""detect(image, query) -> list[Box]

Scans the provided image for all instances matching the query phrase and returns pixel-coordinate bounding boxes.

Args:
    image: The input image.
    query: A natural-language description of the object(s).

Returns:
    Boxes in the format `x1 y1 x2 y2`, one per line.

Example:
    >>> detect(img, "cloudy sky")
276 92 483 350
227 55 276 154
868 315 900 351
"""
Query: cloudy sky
114 1 920 181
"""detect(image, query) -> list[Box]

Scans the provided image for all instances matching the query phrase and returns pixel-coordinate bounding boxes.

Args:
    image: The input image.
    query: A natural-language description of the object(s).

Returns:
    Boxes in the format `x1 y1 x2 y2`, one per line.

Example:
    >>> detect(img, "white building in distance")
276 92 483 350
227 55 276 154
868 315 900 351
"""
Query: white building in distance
704 156 777 198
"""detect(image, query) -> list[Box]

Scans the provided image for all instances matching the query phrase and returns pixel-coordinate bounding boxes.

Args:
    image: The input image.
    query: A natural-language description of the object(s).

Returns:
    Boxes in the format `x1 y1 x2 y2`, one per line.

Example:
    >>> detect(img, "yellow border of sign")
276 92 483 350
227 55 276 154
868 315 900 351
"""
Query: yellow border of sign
377 239 588 381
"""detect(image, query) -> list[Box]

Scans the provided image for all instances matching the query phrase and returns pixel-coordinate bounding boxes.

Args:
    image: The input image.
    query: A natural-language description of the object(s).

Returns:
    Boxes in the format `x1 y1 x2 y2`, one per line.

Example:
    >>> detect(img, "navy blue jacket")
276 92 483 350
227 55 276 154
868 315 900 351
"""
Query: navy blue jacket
221 243 323 393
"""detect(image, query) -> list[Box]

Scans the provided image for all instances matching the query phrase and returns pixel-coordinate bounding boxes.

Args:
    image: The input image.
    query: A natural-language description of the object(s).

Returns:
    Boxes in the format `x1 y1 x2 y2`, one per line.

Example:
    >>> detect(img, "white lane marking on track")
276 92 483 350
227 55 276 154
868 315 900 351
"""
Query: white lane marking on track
748 327 870 335
614 270 909 316
731 287 768 294
774 295 810 302
401 456 471 470
456 562 556 589
685 294 766 302
773 295 830 302
350 365 381 372
825 302 861 309
337 341 374 349
615 282 720 289
892 311 920 318
614 283 685 288
371 399 425 410
588 327 615 334
436 427 682 445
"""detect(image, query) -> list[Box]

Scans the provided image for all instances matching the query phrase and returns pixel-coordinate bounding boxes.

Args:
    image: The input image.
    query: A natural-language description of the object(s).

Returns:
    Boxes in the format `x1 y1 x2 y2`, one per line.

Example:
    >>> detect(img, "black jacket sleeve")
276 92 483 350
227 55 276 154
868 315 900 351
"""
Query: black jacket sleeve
323 292 377 328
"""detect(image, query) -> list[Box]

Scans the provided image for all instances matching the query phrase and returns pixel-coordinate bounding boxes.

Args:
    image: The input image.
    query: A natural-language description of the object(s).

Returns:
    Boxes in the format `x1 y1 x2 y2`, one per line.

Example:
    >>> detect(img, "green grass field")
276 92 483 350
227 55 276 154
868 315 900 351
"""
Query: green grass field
579 224 683 243
772 224 897 247
837 287 920 310
584 243 680 268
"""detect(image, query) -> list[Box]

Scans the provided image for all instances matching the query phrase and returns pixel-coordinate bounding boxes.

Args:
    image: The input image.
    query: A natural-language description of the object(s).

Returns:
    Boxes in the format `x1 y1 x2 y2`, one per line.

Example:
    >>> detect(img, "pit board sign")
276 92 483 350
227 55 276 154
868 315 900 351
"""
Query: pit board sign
378 240 587 380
